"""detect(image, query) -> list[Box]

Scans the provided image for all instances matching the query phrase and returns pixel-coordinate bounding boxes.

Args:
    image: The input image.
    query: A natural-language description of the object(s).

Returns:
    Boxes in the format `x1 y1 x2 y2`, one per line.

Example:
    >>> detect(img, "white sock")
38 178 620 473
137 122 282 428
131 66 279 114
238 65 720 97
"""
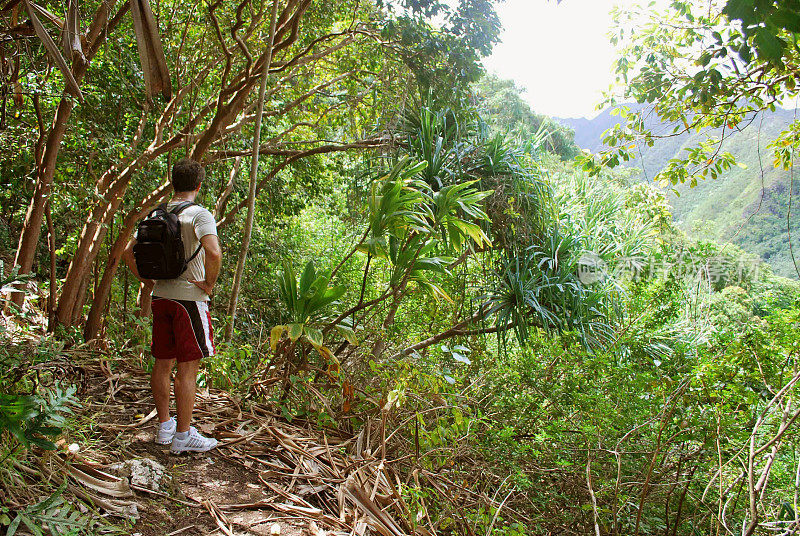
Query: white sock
175 430 189 440
159 418 175 430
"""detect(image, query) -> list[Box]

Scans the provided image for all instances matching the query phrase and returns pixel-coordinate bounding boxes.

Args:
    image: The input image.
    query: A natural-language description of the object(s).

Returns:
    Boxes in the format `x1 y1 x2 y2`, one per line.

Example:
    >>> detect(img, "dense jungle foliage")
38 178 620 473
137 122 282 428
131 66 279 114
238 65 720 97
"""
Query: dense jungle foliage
2 0 800 534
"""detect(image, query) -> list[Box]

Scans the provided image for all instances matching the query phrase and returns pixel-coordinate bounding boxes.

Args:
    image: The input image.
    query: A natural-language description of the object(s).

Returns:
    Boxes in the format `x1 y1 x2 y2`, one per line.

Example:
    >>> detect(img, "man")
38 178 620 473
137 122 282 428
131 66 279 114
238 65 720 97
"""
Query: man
123 158 222 453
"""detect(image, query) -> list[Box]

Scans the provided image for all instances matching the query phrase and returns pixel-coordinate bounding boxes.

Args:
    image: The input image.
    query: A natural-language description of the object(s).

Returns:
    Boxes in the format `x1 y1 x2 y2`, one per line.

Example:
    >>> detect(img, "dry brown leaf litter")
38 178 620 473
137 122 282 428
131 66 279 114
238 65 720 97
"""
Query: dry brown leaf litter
39 357 432 536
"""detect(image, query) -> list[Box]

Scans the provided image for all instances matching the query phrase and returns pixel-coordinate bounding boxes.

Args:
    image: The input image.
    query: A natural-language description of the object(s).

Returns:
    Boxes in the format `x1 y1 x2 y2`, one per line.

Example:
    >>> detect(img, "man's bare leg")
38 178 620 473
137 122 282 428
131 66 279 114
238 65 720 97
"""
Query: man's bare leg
151 358 175 423
175 359 200 433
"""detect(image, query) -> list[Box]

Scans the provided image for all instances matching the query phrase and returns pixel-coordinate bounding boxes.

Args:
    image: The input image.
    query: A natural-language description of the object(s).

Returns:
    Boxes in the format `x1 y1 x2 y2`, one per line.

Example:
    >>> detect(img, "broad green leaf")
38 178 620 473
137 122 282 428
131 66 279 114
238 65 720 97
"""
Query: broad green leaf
453 220 491 247
754 28 783 62
404 160 428 176
773 8 800 33
305 327 323 348
415 279 453 303
306 275 330 301
738 43 752 63
8 422 27 446
27 437 57 450
33 426 61 436
307 285 346 312
298 261 317 296
322 285 346 300
288 323 303 342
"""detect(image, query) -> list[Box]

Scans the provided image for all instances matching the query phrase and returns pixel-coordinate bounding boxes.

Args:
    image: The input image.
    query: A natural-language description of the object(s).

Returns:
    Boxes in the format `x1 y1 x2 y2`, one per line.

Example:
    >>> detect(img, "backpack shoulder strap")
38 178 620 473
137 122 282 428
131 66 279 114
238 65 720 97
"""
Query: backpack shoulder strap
170 201 196 215
172 201 203 267
185 244 203 265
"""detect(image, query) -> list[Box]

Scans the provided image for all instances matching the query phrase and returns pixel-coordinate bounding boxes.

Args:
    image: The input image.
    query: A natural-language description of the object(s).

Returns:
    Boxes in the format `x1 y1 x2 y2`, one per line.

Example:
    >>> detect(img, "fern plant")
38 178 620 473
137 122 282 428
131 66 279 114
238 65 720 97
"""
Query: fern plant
0 383 78 451
5 481 110 536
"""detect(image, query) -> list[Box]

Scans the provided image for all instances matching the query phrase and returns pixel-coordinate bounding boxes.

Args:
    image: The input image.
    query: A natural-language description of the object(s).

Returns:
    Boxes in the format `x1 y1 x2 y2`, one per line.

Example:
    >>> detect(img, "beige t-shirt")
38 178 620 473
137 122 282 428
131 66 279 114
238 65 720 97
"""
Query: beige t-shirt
150 201 217 302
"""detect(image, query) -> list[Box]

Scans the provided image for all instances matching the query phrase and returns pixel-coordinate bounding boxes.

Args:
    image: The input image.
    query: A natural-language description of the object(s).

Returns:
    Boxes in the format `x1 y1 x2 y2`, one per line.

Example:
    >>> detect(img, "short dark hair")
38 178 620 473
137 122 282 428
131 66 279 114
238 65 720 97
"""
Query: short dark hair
171 158 205 192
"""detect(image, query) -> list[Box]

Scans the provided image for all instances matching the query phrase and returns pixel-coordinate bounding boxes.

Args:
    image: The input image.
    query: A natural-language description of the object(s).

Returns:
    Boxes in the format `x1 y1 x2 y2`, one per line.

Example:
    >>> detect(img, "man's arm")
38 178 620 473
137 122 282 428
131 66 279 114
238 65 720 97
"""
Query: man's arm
189 234 221 296
122 238 155 287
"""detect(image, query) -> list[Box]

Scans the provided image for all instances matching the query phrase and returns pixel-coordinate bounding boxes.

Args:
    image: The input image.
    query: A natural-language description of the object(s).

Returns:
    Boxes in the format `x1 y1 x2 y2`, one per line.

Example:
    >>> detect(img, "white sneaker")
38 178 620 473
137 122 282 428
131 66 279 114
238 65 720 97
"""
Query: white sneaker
170 426 218 454
155 417 176 445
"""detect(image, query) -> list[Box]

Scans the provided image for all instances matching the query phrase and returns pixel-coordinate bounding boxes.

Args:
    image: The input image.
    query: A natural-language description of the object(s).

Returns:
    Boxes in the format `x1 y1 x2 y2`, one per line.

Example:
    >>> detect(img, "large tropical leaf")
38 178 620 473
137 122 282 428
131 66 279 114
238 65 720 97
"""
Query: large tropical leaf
430 180 492 249
278 260 345 324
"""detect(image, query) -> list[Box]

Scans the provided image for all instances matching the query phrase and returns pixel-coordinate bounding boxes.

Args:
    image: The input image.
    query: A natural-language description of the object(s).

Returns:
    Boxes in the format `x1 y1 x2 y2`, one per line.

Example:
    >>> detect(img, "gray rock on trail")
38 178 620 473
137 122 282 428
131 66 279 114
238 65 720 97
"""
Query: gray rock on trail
109 458 173 494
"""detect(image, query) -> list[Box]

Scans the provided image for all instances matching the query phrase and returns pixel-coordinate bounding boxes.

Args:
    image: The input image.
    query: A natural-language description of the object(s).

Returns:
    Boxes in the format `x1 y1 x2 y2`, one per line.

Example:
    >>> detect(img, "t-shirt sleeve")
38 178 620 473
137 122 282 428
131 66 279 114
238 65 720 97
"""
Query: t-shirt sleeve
193 208 218 240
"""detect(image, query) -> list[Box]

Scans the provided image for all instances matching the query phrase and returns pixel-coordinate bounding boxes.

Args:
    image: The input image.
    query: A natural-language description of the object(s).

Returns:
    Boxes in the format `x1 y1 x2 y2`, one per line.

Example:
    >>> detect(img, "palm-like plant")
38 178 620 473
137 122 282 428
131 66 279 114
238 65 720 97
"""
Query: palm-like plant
277 260 345 325
470 132 556 253
489 171 661 349
357 157 493 303
402 106 464 190
488 224 617 348
396 106 625 349
430 180 492 250
360 157 432 259
273 260 347 353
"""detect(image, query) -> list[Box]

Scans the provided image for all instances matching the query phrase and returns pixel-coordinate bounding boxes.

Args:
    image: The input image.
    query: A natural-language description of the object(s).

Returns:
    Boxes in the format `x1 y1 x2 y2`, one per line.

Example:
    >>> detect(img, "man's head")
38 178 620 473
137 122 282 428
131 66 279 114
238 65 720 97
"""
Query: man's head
171 158 205 193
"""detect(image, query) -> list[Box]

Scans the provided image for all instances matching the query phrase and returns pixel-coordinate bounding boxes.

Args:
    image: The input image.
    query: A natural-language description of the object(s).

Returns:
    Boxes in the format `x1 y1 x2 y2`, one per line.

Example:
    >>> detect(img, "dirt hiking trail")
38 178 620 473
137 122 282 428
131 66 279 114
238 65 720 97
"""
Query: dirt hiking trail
39 355 421 536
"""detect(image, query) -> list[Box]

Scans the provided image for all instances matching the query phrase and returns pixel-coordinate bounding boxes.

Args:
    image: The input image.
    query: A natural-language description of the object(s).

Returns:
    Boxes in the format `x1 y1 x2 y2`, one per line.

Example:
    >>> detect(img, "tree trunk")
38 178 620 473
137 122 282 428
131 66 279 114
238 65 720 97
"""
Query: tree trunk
8 97 73 309
56 165 135 325
225 0 280 342
83 230 127 340
56 129 175 327
8 0 120 309
71 273 90 325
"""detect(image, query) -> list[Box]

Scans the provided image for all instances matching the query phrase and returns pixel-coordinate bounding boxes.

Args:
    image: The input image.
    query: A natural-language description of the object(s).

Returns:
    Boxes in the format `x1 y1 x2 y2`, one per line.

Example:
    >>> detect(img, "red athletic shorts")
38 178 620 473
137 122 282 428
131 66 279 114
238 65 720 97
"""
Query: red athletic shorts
151 296 215 362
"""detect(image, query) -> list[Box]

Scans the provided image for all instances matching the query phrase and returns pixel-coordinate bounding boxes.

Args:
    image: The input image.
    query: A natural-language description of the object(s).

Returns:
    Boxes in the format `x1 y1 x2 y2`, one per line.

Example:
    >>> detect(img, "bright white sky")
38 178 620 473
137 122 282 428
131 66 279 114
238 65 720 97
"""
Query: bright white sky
483 0 639 119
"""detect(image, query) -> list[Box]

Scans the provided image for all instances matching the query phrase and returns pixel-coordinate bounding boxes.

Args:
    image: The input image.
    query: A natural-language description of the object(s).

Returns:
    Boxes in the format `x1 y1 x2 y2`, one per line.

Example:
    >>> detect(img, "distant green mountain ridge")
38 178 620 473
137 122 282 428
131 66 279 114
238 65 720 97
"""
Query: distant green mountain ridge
557 105 800 279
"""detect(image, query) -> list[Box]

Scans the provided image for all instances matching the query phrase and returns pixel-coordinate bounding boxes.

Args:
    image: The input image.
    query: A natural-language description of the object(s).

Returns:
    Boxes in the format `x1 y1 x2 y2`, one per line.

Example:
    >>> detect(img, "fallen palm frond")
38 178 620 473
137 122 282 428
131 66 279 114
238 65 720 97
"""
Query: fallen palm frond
212 406 418 535
11 453 138 519
13 0 171 103
2 330 533 536
202 498 236 536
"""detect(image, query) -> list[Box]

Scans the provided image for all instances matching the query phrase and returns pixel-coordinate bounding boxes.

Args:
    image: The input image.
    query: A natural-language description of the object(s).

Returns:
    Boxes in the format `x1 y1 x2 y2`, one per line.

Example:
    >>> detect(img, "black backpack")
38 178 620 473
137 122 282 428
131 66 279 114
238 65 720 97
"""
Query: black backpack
133 202 202 280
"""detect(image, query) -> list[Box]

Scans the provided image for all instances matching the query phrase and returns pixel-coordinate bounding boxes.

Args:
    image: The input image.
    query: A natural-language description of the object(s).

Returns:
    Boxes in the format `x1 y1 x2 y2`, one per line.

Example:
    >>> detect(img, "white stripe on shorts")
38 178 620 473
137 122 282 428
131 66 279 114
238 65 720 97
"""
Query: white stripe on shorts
198 301 215 357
